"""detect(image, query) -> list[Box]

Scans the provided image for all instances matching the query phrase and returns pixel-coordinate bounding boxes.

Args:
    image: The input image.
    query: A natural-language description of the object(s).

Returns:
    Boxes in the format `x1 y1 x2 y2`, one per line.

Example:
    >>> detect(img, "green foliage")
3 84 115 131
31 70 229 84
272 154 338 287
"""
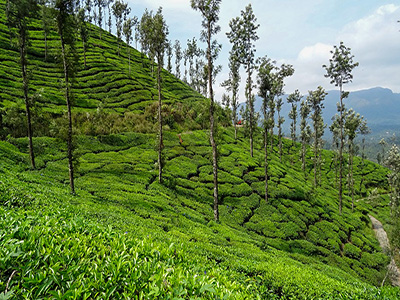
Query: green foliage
0 126 398 298
0 0 398 296
0 0 210 138
344 243 362 259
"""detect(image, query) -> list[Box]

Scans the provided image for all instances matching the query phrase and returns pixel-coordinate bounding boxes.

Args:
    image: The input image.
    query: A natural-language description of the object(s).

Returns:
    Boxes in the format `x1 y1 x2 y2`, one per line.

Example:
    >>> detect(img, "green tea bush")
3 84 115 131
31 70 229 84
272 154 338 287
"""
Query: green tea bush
344 243 362 259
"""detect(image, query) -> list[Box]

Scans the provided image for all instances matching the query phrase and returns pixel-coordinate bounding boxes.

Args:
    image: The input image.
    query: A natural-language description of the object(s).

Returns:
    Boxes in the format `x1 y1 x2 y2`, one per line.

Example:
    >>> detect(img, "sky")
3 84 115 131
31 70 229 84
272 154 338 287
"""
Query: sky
127 0 400 103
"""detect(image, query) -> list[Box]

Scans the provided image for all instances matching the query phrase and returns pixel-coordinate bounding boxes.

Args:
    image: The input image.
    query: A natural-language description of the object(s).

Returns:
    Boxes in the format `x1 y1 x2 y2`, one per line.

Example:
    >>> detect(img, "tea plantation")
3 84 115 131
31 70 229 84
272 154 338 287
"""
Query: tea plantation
1 0 400 298
1 128 399 299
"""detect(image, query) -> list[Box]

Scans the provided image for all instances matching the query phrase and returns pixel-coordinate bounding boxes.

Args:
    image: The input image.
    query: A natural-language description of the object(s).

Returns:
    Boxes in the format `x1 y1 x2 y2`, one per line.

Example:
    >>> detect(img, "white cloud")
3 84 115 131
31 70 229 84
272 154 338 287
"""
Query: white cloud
285 4 400 94
297 43 332 62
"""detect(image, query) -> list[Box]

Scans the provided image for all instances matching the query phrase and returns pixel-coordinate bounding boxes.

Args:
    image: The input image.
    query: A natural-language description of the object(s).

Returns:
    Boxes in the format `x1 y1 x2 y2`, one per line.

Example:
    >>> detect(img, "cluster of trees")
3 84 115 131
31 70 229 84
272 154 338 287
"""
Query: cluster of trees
191 3 369 220
5 0 397 226
5 0 169 193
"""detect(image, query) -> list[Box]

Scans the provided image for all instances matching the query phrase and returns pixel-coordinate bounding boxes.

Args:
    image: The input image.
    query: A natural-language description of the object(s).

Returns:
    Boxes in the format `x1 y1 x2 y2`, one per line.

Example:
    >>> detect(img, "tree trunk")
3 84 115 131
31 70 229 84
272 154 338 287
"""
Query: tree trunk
302 140 306 173
291 108 295 149
360 138 365 194
270 125 274 152
44 31 47 62
207 23 218 222
265 126 269 203
233 104 237 140
83 40 87 69
248 65 253 157
98 7 102 40
157 57 163 183
318 150 322 187
20 30 35 170
128 48 131 76
61 38 75 194
350 140 355 211
278 113 282 162
314 126 318 187
338 81 343 214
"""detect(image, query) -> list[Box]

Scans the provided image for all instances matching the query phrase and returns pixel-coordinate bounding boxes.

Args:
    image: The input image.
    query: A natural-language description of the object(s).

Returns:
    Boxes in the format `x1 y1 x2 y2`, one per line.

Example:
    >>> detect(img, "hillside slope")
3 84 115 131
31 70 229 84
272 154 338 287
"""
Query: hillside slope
1 1 400 298
1 128 399 298
0 0 204 116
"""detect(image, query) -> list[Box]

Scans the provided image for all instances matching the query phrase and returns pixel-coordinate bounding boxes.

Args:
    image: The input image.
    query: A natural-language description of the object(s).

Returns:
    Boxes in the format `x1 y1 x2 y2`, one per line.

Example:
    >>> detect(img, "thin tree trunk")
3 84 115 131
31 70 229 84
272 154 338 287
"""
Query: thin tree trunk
61 38 75 194
98 6 102 40
157 58 163 183
348 143 351 196
44 31 47 61
350 140 355 211
318 150 322 187
270 126 274 151
360 138 365 194
128 49 131 76
302 140 306 173
314 126 318 187
338 81 343 214
207 23 218 222
291 108 296 149
20 31 35 169
334 143 338 188
233 103 237 140
248 64 253 157
83 40 87 68
265 127 269 203
278 112 282 162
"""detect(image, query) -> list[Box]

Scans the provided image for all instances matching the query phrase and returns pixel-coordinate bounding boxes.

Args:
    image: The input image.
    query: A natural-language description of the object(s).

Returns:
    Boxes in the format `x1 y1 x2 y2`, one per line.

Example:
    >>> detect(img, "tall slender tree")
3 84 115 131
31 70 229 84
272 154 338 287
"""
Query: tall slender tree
257 56 275 203
308 86 327 188
7 0 39 169
287 89 302 149
300 99 311 173
148 7 168 183
123 17 136 76
39 0 52 62
107 0 113 34
268 63 294 152
330 112 341 189
112 0 130 56
139 9 155 75
166 40 173 73
359 120 370 193
174 40 182 79
276 97 284 161
85 0 93 22
344 109 364 211
77 7 90 69
54 0 78 194
227 4 259 157
323 42 358 214
221 51 240 139
186 38 200 88
191 0 222 222
94 0 105 39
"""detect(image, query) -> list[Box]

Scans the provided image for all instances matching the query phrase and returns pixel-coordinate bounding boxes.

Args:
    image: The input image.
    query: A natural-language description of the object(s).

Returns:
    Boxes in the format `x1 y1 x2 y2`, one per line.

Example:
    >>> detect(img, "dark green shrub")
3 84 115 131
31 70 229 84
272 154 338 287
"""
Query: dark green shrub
343 243 362 259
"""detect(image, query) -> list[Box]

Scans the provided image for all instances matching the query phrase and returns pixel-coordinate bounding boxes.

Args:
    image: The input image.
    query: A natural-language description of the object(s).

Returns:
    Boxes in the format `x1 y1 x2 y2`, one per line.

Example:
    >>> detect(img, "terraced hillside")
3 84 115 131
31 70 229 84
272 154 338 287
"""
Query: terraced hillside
1 1 400 298
0 0 204 116
1 128 399 299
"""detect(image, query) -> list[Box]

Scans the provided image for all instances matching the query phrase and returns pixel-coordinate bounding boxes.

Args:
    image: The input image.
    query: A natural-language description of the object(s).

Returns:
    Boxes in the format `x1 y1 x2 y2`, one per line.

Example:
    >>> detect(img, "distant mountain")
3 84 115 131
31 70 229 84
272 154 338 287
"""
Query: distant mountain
239 87 400 137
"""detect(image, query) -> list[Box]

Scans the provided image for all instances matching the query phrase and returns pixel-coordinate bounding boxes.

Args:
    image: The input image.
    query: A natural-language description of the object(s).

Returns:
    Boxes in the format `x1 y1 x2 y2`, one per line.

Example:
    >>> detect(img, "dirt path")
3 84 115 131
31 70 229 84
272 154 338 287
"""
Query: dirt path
369 215 400 287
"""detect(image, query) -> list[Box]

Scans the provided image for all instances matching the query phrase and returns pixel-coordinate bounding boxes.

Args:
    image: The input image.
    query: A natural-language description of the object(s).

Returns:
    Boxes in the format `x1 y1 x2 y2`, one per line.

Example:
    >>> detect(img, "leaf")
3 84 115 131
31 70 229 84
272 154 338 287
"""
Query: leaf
200 284 216 294
0 291 14 300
